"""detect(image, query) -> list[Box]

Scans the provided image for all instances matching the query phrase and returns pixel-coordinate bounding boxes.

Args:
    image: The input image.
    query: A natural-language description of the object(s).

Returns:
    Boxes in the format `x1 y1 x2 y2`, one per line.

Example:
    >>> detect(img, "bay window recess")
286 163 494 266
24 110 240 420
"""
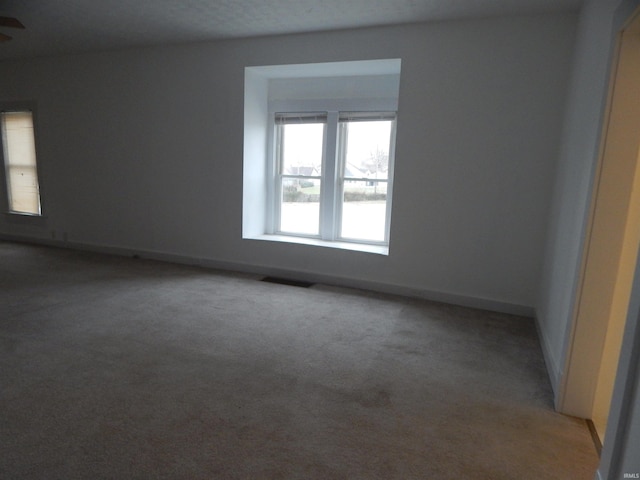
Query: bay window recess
1 110 42 216
243 59 401 255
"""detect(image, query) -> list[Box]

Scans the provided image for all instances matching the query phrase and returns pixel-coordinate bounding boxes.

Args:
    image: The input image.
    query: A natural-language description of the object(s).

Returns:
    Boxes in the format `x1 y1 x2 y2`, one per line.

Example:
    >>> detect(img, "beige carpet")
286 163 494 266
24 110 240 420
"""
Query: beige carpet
0 241 599 479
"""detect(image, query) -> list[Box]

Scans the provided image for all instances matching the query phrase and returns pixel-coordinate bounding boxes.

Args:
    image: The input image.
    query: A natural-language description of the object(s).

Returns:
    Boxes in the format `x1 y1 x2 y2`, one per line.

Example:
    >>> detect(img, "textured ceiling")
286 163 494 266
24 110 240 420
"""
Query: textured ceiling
0 0 583 60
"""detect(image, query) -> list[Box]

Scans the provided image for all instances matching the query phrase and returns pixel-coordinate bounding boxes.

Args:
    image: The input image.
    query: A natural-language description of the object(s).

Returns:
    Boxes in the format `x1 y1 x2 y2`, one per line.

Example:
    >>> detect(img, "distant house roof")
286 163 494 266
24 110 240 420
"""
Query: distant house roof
284 165 320 176
344 162 367 178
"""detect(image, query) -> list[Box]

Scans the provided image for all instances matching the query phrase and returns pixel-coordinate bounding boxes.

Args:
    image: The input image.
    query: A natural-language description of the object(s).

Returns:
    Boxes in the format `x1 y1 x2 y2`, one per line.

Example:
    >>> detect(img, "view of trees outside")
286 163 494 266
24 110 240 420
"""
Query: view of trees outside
279 119 392 242
280 123 323 236
340 120 390 241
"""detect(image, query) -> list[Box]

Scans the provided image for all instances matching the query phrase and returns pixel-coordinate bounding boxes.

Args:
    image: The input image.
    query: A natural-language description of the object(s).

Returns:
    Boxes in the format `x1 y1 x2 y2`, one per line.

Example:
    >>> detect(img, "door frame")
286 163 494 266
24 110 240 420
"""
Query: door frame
558 4 640 424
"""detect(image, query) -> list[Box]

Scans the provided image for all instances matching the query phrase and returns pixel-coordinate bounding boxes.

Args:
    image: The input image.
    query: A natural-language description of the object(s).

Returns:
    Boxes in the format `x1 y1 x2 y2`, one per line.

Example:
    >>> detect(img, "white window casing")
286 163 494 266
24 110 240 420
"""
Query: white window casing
243 59 401 255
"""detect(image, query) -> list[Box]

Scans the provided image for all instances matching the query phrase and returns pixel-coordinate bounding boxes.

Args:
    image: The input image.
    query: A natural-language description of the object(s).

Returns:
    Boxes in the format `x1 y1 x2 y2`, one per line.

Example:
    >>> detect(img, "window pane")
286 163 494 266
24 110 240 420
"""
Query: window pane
280 123 324 176
7 166 40 214
341 180 387 242
280 178 320 235
341 120 392 180
1 111 41 215
339 118 393 243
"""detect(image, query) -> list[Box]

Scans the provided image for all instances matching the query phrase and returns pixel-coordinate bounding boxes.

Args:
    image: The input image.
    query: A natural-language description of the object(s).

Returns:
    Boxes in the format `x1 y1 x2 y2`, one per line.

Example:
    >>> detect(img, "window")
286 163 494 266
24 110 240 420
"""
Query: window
338 113 395 243
1 110 41 215
276 113 326 236
274 112 395 244
243 59 401 255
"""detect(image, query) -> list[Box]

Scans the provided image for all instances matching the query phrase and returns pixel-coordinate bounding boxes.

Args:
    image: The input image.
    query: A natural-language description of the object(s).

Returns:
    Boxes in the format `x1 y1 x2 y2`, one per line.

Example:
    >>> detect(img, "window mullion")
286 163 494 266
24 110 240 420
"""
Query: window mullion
383 119 397 243
320 111 339 240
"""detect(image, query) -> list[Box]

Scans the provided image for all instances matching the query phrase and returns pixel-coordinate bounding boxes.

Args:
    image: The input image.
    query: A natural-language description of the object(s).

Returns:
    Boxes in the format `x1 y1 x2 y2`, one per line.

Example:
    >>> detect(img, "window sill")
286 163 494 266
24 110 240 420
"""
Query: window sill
248 234 389 256
4 211 44 217
3 212 47 225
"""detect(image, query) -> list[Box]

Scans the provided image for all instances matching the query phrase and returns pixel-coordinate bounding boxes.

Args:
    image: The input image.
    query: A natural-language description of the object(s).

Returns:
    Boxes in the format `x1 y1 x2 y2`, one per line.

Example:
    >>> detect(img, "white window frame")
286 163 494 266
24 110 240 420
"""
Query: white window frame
272 112 327 239
0 106 43 216
269 110 397 247
336 112 396 245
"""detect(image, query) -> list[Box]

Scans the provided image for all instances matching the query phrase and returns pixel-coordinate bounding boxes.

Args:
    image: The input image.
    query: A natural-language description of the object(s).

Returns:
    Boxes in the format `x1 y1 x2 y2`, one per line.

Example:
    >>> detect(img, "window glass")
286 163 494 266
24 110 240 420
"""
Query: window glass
280 178 321 236
276 117 325 236
272 112 395 245
1 111 41 215
339 118 393 242
280 123 324 176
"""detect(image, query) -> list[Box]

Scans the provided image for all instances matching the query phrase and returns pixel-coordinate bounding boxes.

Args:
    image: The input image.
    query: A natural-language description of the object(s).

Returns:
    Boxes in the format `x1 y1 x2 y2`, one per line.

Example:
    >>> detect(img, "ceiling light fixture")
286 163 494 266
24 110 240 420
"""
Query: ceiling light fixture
0 16 25 42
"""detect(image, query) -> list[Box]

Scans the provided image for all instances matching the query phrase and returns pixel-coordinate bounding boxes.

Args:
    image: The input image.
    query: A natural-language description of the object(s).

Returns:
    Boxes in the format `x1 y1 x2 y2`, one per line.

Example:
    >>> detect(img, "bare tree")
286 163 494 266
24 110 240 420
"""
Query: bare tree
363 146 388 195
364 146 388 177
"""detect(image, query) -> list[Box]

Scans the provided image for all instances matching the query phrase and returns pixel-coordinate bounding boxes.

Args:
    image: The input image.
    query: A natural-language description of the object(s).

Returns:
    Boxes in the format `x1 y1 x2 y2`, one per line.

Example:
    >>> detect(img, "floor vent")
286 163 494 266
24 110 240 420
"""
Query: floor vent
261 277 314 288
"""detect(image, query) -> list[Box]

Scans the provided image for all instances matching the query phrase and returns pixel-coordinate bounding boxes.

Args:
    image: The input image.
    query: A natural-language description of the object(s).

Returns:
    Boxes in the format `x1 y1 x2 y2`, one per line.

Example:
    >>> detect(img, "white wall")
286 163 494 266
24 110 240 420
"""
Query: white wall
535 0 640 477
242 69 269 238
0 14 577 314
536 0 624 393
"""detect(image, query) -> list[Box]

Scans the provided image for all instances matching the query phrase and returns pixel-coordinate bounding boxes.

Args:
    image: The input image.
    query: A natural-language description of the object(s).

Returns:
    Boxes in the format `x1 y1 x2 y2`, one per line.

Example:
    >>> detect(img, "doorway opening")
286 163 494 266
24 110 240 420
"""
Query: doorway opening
559 7 640 449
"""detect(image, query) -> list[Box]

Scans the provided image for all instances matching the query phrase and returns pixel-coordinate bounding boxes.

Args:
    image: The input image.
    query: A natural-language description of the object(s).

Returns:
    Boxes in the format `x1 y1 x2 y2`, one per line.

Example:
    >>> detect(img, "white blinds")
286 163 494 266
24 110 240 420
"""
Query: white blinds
338 112 396 122
1 111 41 215
274 112 327 124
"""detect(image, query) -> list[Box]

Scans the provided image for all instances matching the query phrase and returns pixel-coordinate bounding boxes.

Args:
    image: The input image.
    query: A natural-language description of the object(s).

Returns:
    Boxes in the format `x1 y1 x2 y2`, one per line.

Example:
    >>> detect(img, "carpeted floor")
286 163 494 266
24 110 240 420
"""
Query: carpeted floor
0 241 599 479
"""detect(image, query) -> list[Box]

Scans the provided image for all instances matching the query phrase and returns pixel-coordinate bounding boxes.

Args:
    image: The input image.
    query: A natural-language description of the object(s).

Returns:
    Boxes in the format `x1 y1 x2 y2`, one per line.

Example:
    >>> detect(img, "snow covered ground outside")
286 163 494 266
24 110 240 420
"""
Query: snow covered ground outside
280 201 386 242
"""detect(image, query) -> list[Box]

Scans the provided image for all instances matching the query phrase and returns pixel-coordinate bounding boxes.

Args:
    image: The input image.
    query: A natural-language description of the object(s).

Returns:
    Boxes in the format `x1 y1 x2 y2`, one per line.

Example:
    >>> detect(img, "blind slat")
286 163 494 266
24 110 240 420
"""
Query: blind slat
275 112 327 124
339 112 396 122
275 111 396 123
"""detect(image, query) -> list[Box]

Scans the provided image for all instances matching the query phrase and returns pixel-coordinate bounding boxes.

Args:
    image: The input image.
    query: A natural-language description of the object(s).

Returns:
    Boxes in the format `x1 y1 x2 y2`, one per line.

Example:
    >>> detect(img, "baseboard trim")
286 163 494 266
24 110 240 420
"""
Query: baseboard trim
586 419 603 457
533 311 562 399
0 233 535 318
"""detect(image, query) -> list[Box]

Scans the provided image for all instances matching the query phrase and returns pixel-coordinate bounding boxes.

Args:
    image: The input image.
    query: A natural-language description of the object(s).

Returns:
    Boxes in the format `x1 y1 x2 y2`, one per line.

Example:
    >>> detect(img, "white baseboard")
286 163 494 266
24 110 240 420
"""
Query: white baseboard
0 233 535 318
533 311 562 399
